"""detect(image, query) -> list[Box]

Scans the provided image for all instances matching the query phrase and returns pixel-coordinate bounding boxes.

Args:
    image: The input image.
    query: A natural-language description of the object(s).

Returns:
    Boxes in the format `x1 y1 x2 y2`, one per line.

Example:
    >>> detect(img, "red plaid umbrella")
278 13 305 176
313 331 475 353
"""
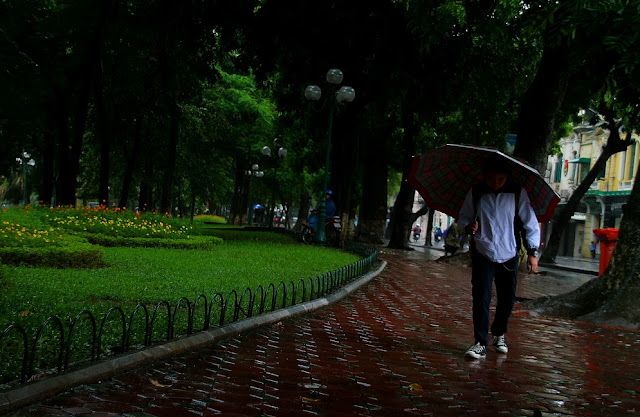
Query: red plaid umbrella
408 144 560 223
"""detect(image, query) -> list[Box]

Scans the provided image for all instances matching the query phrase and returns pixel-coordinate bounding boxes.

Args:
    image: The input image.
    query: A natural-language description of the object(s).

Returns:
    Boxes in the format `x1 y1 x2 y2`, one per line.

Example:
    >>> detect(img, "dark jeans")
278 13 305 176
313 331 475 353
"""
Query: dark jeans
471 251 518 346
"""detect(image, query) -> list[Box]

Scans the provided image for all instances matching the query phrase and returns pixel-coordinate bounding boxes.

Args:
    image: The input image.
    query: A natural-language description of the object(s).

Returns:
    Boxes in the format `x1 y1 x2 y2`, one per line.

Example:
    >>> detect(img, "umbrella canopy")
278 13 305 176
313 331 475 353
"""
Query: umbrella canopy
408 144 560 223
253 204 264 210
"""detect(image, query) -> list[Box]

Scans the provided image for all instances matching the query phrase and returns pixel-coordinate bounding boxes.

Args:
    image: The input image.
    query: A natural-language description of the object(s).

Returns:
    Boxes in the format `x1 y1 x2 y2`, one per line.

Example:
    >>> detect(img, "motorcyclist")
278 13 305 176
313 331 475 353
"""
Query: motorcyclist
325 190 336 218
434 226 444 242
412 224 422 241
308 190 336 231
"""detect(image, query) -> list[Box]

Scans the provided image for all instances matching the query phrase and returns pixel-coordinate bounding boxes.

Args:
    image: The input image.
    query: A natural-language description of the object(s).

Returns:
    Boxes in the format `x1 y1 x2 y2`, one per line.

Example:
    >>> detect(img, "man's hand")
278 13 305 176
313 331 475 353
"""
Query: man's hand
527 255 539 274
465 221 478 235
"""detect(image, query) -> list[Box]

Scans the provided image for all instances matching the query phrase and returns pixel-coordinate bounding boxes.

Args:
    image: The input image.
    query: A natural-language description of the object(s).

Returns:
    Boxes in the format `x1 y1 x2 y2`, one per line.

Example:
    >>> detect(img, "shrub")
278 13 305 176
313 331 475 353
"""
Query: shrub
80 233 222 249
193 214 227 225
0 244 105 268
200 228 298 243
0 217 106 268
42 207 193 239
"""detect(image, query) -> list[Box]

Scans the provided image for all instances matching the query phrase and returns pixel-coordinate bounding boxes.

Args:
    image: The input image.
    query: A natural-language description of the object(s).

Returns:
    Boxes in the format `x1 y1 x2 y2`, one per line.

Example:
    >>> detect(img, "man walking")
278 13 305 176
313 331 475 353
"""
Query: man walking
459 155 540 359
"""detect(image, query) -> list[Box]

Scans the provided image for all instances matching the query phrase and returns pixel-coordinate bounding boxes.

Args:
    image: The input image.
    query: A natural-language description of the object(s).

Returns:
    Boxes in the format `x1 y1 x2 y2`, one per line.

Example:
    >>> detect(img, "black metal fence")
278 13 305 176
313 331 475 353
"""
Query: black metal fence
0 242 378 389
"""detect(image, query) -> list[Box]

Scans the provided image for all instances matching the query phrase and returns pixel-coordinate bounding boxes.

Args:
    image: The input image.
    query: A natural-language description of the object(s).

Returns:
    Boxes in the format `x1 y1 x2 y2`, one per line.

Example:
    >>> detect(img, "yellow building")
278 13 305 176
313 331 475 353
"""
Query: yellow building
546 122 638 259
578 126 638 257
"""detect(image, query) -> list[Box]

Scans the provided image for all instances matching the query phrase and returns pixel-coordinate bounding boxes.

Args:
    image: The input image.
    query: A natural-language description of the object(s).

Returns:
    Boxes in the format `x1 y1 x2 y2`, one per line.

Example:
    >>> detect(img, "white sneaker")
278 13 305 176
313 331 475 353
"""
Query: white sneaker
492 335 508 353
465 342 486 359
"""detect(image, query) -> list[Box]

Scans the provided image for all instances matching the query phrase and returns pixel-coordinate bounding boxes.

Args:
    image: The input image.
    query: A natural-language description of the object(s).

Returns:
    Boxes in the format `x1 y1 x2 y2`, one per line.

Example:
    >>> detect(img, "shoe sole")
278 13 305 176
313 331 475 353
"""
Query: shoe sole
465 352 486 359
493 345 508 353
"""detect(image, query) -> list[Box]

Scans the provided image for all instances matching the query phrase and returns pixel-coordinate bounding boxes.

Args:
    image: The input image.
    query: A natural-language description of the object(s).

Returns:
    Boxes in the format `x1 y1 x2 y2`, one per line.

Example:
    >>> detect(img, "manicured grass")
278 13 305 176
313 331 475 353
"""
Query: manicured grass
0 238 358 332
0 207 366 384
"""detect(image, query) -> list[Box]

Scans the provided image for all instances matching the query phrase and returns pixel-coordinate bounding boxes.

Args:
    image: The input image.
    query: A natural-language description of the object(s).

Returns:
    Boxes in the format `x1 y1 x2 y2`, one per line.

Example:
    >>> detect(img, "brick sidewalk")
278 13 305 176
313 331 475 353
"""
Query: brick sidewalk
8 249 640 416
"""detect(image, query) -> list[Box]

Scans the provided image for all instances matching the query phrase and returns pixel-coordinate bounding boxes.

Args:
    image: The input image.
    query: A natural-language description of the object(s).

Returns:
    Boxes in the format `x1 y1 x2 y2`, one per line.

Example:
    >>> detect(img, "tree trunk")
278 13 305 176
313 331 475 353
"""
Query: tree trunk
40 128 55 206
541 119 632 263
387 110 417 249
190 192 196 222
333 115 359 233
95 66 110 206
229 155 249 225
293 190 310 232
527 174 640 329
118 117 142 208
138 152 153 211
54 85 90 207
409 204 428 226
514 45 570 172
160 98 179 214
356 116 388 244
424 209 435 246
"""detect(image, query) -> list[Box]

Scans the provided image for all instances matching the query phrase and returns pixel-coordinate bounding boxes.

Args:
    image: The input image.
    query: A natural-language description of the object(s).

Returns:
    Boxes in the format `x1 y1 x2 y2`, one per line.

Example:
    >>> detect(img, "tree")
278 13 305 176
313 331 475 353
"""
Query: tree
0 0 259 210
541 113 634 263
519 0 640 327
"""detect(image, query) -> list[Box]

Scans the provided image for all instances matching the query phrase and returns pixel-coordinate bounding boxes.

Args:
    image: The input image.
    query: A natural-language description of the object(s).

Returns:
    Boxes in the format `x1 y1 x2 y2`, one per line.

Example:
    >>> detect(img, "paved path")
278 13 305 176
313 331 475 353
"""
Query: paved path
7 249 640 416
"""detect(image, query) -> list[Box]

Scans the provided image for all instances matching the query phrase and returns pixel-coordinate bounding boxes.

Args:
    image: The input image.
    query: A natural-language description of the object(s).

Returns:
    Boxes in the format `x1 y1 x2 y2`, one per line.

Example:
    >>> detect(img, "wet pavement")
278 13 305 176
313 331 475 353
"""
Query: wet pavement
6 248 640 417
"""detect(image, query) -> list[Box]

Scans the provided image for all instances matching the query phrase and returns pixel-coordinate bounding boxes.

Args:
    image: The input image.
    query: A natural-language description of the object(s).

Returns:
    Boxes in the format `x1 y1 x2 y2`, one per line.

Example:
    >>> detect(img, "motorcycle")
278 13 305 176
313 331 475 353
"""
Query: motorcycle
433 227 444 243
412 231 421 242
273 214 287 228
301 210 341 247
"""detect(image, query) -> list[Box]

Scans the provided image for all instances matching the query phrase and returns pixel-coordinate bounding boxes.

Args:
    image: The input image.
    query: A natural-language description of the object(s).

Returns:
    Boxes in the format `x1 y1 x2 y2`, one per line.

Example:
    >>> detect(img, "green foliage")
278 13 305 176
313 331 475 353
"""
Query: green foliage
550 119 574 155
0 209 106 267
0 245 104 268
193 214 227 224
42 207 193 239
199 228 299 244
387 169 403 204
78 233 222 250
0 206 225 268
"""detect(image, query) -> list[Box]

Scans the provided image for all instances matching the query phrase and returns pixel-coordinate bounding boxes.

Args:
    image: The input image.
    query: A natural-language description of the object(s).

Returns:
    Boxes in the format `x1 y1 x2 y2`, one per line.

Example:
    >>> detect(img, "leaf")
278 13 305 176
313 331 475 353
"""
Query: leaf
18 310 33 317
408 383 423 393
300 396 320 403
150 378 172 388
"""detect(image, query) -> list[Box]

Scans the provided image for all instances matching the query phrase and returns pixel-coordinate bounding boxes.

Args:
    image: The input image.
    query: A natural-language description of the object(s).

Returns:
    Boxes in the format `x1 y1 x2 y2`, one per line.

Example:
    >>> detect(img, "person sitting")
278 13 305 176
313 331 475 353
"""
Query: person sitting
444 220 462 256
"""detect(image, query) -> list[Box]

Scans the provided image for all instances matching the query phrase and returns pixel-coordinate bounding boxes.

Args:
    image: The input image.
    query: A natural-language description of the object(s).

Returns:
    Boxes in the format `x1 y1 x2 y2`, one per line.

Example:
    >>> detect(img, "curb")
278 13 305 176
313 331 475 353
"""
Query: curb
0 261 387 413
539 263 598 276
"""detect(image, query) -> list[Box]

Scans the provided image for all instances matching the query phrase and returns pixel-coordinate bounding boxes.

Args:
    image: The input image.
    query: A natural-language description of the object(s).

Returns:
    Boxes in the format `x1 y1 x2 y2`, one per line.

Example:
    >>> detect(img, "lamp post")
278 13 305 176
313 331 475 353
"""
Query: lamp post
305 68 355 244
262 138 287 228
15 152 36 206
247 164 264 226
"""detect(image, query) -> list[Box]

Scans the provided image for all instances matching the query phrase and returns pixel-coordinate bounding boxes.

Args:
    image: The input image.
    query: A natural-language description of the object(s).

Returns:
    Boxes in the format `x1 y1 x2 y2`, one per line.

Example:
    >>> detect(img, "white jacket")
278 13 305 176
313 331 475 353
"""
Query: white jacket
459 181 540 263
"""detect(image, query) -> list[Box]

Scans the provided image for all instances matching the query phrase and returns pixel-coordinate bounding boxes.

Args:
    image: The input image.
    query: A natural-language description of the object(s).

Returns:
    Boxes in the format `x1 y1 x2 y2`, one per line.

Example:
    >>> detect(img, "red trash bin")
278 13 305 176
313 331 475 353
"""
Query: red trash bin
592 228 619 276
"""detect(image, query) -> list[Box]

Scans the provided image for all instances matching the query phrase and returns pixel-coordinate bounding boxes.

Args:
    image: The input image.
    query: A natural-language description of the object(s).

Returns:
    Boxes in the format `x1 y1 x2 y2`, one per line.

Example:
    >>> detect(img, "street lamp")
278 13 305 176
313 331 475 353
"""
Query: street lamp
246 164 264 226
305 68 355 244
262 138 287 228
15 151 36 206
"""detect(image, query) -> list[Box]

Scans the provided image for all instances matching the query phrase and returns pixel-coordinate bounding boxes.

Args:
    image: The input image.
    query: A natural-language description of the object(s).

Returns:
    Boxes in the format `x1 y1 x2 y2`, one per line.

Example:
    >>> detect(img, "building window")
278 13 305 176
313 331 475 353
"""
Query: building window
554 155 563 183
580 164 589 182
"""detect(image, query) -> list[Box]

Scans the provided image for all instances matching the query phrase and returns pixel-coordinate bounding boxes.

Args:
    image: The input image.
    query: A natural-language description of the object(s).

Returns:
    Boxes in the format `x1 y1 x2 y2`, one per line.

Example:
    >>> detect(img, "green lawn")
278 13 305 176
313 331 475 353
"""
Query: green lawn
0 209 369 384
0 237 359 332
